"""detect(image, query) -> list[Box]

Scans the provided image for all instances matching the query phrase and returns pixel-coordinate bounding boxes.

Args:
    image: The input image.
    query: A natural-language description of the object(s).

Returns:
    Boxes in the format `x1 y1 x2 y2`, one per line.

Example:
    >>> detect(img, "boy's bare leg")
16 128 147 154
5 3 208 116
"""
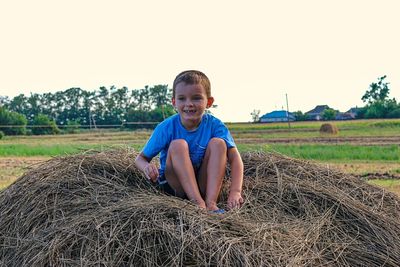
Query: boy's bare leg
164 139 206 209
198 138 227 211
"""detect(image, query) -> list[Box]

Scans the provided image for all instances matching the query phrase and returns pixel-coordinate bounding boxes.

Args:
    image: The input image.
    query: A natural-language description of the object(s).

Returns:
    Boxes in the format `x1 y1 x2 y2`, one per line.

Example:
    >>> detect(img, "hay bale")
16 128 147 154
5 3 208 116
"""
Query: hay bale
1 148 400 266
319 123 339 135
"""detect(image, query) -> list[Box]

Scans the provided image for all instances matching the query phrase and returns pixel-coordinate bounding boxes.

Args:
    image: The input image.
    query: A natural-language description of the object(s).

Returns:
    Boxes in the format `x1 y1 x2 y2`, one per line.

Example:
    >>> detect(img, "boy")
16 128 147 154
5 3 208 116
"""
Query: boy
135 70 244 213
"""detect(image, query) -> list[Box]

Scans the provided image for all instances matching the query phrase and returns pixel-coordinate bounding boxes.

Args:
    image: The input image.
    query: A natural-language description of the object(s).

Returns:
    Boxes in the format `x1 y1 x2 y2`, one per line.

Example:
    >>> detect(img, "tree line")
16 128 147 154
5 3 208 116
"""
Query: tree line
1 76 399 137
0 85 175 136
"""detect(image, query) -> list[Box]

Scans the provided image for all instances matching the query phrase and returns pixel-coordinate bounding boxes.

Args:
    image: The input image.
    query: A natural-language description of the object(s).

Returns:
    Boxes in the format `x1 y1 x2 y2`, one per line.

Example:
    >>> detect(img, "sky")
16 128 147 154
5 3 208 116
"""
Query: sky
0 0 399 122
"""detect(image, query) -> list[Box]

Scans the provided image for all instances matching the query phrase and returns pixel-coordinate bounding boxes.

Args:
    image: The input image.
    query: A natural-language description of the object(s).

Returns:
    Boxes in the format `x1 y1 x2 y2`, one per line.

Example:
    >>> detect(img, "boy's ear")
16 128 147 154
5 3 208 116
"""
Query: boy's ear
206 97 214 108
172 97 176 107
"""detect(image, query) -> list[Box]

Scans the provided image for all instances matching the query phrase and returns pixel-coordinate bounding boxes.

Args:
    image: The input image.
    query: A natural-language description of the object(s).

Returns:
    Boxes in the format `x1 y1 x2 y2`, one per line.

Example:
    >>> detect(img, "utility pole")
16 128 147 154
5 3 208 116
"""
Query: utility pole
286 93 291 131
89 108 92 129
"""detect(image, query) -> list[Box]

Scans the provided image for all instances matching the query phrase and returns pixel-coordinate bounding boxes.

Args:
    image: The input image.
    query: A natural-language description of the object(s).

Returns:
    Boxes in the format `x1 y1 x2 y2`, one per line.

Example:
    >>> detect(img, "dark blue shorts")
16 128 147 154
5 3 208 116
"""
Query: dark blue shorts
156 181 176 196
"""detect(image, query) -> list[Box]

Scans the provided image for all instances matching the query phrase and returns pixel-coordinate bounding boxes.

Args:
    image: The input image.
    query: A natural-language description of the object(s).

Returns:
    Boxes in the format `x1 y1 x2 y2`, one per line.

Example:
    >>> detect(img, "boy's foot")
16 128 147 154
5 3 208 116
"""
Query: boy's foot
209 208 225 214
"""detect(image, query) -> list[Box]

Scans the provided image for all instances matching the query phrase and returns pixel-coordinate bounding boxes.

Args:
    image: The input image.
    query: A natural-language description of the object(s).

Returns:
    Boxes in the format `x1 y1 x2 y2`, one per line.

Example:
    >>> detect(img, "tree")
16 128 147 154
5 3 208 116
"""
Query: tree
293 111 308 121
362 76 390 104
149 106 175 122
138 86 152 111
360 76 400 118
3 84 182 128
0 96 9 106
7 94 28 117
109 86 132 125
150 85 172 119
388 108 400 118
26 93 42 122
322 108 337 121
125 109 152 129
250 109 260 123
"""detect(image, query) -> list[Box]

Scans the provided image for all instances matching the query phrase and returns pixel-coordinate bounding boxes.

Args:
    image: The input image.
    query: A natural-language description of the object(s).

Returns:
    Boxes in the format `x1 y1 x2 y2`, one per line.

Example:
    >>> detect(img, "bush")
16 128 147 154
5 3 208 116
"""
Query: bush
65 120 81 134
387 108 400 118
124 106 176 130
31 114 60 135
0 107 27 135
0 131 4 139
363 100 399 119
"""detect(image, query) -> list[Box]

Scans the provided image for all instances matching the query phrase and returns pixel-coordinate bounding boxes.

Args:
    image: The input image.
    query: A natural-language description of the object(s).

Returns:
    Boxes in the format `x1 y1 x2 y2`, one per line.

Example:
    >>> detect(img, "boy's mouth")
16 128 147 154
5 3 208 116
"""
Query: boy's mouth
183 110 196 114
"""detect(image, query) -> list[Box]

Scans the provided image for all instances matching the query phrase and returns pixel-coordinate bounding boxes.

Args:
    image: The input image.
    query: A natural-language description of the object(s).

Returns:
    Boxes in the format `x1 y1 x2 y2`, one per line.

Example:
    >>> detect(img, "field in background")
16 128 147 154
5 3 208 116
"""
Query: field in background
1 119 399 193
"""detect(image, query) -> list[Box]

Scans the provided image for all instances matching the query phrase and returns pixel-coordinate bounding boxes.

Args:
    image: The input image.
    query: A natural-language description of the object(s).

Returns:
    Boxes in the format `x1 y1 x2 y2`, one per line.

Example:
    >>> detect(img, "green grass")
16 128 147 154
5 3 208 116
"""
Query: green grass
0 119 399 160
368 179 400 195
0 144 97 156
369 179 400 186
228 118 400 131
237 144 399 162
228 119 400 139
371 121 400 128
1 143 398 162
0 144 142 157
270 144 399 161
254 127 400 139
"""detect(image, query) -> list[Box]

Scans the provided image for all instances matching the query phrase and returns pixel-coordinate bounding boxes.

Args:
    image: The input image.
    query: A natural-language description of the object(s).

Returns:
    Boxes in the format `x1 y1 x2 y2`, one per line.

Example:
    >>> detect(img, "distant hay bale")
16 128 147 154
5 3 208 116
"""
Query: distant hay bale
1 148 400 266
319 123 339 135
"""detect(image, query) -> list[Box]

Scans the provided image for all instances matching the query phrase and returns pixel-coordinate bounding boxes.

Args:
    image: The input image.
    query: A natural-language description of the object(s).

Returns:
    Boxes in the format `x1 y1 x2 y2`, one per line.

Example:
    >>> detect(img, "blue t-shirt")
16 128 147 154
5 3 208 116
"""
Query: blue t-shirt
142 113 236 184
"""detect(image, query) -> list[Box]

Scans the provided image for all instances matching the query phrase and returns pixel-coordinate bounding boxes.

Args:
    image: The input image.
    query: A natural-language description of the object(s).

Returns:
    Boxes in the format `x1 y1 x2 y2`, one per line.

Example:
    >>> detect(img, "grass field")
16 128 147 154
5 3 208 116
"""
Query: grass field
1 118 399 193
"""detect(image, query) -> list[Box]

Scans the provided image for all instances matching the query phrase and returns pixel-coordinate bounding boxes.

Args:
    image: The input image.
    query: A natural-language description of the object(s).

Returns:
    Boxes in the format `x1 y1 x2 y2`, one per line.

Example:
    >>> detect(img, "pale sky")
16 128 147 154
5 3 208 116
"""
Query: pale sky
0 0 399 122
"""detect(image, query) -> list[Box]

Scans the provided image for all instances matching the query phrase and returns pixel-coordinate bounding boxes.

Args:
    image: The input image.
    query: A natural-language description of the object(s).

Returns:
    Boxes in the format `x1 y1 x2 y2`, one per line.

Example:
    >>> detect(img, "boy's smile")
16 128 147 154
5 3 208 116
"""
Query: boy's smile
172 82 214 130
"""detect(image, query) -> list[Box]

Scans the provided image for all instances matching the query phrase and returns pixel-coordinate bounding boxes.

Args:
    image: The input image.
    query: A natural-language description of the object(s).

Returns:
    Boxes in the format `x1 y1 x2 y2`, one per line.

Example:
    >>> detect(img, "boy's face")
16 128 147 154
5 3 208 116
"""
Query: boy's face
172 82 214 129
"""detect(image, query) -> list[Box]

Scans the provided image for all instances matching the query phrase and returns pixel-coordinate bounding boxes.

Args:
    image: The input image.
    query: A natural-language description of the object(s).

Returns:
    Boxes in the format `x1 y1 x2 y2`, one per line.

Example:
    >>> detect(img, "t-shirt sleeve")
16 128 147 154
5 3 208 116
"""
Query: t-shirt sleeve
212 118 236 149
142 122 170 159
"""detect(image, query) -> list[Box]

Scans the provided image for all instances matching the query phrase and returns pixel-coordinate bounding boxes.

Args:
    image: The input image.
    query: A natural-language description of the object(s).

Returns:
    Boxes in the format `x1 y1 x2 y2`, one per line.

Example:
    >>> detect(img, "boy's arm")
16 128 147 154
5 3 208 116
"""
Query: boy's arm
227 147 244 209
135 152 159 183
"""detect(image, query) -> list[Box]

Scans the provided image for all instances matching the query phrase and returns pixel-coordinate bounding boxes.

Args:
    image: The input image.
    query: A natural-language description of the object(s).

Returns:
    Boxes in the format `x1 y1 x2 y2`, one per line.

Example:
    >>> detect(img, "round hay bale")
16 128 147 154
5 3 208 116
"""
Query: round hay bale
1 148 400 266
319 123 339 135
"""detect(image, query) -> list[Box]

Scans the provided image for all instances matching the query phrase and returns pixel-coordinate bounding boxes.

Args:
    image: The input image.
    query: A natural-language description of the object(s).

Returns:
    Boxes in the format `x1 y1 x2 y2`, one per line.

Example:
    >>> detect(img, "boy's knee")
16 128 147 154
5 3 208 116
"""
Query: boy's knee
208 138 227 153
169 139 189 153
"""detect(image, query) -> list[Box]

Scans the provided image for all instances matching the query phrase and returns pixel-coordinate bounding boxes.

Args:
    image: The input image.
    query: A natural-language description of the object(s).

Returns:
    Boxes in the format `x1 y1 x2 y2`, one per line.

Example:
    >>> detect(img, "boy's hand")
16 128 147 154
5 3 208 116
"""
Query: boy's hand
227 191 244 210
144 163 159 183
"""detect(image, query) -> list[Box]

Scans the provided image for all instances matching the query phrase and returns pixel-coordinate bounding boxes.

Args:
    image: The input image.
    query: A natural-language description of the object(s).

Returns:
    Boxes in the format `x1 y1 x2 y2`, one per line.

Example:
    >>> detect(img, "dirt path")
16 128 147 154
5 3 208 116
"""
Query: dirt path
0 157 49 189
328 162 400 180
0 156 49 170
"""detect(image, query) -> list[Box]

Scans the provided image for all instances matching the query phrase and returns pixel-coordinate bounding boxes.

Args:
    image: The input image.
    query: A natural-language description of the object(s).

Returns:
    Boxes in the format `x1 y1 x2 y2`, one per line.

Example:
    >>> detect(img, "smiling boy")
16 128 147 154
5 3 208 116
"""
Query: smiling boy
135 70 244 212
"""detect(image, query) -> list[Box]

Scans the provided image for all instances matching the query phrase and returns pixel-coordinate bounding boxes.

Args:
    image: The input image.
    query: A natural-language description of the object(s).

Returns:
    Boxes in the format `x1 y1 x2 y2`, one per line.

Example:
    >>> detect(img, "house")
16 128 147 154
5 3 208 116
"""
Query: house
335 112 355 120
305 105 331 120
335 107 361 120
346 107 361 118
260 110 295 123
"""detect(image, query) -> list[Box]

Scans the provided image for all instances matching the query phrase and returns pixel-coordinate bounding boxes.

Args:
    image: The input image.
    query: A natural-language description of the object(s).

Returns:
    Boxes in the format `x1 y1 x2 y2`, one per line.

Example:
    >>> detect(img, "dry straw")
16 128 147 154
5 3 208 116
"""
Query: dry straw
319 123 339 135
1 148 399 266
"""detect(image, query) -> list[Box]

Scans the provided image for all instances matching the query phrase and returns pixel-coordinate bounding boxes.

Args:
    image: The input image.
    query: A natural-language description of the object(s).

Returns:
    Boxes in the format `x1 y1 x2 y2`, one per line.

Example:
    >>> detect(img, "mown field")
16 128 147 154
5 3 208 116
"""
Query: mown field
1 119 399 194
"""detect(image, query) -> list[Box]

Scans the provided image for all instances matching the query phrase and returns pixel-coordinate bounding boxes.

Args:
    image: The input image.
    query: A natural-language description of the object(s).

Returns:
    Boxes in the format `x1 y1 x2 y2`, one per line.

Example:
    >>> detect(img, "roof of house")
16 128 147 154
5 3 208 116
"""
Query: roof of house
260 110 294 119
346 107 361 114
306 105 330 115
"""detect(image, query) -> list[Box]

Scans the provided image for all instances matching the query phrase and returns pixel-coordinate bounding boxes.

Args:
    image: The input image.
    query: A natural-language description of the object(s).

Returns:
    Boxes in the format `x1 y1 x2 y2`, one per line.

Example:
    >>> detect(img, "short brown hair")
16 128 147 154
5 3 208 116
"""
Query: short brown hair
172 70 211 98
